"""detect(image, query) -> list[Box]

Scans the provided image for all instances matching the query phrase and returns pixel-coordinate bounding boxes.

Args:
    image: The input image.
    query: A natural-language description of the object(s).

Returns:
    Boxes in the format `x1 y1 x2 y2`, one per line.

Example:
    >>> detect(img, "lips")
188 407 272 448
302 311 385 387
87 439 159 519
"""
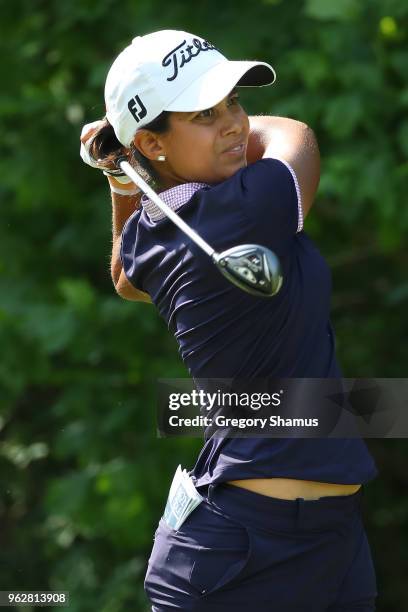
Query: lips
222 141 245 154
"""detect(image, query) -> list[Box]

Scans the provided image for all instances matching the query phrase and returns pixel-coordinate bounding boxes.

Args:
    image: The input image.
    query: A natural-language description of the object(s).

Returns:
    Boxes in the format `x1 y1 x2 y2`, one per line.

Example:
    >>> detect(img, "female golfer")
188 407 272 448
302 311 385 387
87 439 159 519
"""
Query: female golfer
80 29 378 611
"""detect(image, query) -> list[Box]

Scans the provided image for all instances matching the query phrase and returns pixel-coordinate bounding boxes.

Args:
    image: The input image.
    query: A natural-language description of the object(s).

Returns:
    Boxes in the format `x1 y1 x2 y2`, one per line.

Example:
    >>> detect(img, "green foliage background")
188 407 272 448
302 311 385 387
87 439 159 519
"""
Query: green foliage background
0 0 407 610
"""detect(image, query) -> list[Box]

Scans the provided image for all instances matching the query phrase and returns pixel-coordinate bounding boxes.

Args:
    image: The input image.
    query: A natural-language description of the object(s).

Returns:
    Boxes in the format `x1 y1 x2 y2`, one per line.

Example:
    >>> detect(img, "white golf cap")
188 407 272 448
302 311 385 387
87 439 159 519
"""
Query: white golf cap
105 29 276 147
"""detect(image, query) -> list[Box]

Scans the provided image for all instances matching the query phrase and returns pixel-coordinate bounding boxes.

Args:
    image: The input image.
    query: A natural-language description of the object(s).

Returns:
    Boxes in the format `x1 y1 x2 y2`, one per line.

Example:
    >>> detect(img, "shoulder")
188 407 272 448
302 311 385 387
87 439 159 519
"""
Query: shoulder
238 158 304 235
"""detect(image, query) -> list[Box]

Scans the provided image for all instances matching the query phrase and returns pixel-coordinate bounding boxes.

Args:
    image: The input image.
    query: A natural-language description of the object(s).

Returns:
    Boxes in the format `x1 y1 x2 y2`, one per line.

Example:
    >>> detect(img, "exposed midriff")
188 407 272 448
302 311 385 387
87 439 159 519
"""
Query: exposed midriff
226 478 362 500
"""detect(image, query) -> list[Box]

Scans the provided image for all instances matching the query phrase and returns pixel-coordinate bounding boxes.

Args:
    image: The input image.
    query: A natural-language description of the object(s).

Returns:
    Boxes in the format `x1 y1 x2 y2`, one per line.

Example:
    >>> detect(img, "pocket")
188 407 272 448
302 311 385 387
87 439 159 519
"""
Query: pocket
187 503 253 597
145 502 253 601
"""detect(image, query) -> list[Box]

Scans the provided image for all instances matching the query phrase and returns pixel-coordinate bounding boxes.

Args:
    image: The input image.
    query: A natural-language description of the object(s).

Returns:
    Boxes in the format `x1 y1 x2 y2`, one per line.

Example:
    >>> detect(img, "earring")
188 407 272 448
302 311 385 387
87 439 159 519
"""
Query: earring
157 155 166 161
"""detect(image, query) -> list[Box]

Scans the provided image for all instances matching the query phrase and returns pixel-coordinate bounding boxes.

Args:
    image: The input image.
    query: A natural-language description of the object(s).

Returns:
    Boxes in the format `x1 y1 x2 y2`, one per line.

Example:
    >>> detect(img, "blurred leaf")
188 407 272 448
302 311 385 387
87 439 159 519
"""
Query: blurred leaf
397 120 408 157
0 441 48 469
16 304 79 354
304 0 361 21
379 16 399 39
385 282 408 305
58 277 96 310
322 94 365 138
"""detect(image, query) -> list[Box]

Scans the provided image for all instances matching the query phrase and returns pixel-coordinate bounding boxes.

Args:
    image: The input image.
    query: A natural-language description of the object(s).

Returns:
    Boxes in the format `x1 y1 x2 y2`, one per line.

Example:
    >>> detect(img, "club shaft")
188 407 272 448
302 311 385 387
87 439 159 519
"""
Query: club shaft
119 160 215 257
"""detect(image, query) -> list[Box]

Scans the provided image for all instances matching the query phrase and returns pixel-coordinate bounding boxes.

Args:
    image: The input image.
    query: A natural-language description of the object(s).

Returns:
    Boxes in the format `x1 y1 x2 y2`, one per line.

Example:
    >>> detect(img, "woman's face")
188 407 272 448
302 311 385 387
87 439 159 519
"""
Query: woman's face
148 89 250 189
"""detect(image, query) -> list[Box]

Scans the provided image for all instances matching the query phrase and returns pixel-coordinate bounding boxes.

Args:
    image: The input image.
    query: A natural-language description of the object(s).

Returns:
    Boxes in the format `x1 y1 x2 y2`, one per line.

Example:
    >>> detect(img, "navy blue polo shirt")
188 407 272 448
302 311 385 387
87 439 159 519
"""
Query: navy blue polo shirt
121 158 378 487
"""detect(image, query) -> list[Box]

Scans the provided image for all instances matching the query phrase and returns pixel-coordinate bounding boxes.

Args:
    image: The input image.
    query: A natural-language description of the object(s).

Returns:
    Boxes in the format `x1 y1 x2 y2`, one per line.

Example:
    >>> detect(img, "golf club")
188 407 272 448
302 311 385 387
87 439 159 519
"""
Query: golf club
116 156 283 297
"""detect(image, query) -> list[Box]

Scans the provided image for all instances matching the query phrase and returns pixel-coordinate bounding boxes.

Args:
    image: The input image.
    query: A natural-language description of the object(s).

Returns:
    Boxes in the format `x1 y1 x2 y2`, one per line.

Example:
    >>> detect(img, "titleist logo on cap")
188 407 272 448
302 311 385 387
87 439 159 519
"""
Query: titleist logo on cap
162 38 218 82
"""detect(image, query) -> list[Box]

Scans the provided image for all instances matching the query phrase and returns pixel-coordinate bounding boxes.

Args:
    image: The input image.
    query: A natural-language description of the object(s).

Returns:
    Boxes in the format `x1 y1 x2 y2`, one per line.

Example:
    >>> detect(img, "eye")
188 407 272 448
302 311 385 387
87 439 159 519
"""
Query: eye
196 107 214 119
194 92 241 120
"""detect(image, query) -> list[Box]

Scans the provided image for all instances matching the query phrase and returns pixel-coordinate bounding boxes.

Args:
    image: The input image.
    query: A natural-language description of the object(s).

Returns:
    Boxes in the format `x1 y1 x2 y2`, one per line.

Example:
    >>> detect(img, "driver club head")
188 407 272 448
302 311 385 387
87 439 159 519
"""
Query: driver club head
212 244 283 297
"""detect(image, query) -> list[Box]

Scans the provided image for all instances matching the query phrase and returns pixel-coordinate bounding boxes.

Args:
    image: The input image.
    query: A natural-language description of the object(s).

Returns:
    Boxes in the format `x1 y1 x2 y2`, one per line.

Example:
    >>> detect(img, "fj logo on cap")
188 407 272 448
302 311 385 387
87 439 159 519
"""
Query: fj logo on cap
128 95 147 123
162 38 217 82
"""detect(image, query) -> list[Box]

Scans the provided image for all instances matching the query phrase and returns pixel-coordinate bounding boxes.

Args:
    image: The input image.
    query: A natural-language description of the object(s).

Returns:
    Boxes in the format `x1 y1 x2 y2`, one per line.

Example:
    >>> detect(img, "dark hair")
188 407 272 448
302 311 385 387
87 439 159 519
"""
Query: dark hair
89 112 171 188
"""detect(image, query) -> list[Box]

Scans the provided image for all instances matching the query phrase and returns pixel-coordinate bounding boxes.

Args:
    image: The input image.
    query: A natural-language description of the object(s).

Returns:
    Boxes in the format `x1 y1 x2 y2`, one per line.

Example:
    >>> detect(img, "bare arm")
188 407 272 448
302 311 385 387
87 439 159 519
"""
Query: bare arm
80 123 151 304
108 176 152 303
246 116 320 220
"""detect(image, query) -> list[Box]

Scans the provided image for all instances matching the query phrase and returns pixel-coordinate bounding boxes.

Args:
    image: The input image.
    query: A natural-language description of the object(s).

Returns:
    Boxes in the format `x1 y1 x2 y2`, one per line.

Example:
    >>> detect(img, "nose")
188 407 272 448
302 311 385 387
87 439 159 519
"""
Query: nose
220 107 245 138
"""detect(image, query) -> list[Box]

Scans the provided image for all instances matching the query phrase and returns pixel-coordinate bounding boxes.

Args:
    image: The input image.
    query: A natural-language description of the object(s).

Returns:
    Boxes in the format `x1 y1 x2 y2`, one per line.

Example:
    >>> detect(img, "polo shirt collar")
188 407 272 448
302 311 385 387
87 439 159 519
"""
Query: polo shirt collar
141 182 209 222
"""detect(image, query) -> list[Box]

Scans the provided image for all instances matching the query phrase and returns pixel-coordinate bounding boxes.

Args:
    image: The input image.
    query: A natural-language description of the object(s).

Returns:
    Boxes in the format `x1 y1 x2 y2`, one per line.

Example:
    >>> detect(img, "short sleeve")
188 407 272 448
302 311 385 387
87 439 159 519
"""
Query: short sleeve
240 157 303 241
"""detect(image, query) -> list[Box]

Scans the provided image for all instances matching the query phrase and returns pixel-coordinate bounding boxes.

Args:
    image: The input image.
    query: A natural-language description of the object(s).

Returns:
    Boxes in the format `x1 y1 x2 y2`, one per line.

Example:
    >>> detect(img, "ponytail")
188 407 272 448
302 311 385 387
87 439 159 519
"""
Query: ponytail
89 113 171 188
89 119 123 168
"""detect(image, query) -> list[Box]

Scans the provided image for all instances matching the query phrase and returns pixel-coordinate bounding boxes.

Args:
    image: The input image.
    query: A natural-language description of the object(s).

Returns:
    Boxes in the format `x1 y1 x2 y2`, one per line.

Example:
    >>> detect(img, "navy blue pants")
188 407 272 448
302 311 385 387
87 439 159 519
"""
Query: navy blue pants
144 483 378 611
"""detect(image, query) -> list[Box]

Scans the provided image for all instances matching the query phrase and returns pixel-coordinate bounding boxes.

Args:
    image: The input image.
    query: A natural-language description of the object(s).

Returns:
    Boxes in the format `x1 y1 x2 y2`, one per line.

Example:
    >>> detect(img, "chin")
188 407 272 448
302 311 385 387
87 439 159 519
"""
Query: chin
205 160 247 185
224 159 247 177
